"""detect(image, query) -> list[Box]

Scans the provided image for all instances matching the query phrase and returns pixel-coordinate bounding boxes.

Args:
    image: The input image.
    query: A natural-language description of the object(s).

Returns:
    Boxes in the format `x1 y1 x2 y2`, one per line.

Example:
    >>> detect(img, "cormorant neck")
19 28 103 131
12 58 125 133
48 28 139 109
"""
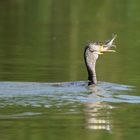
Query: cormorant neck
87 60 97 86
84 46 98 86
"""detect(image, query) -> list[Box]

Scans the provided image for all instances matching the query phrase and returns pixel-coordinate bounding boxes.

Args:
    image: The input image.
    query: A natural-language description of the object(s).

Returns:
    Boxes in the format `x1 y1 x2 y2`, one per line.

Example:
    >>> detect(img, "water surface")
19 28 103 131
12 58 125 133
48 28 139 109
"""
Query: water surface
0 81 139 140
0 0 140 140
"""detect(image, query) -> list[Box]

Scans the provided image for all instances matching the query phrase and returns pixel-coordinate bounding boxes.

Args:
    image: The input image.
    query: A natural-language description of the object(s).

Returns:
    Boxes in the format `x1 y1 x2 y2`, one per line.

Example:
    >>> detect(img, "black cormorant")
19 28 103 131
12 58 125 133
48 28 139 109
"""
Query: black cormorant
84 35 117 85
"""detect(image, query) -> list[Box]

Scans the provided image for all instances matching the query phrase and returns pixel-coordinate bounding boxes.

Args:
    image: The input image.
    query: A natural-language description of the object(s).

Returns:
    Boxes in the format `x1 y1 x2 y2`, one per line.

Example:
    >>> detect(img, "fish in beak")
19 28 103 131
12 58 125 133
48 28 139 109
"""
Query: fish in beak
98 34 117 54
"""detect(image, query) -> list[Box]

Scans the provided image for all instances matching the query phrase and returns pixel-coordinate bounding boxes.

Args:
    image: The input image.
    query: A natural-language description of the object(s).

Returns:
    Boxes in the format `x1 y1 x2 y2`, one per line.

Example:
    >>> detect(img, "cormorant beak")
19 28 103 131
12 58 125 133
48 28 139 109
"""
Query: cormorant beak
98 45 116 55
98 34 117 55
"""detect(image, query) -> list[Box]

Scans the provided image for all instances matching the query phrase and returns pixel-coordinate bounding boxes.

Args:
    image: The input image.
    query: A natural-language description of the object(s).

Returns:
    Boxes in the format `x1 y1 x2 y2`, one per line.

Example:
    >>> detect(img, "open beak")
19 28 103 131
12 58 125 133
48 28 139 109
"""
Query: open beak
98 34 117 55
97 44 116 55
99 45 116 54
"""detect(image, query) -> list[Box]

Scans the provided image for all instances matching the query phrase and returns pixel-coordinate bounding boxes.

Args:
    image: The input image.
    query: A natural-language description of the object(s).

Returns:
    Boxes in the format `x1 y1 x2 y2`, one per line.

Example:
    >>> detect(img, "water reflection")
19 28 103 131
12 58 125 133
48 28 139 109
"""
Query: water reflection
0 81 140 140
85 102 112 131
84 86 112 131
83 83 138 131
0 81 138 133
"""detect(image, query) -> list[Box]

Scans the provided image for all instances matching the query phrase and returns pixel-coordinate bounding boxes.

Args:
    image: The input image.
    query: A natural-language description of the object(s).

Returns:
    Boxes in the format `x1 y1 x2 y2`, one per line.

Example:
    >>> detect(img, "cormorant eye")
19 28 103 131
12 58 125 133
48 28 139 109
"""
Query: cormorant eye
89 47 94 52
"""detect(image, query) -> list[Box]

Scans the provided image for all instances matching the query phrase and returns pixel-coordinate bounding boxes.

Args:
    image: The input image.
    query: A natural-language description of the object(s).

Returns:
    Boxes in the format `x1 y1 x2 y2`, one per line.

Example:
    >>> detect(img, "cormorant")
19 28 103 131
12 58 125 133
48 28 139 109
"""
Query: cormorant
84 35 117 86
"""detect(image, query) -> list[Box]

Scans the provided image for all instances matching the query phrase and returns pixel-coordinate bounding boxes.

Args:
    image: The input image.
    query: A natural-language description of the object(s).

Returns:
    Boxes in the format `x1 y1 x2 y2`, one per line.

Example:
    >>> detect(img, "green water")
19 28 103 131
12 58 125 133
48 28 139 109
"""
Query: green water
0 0 140 140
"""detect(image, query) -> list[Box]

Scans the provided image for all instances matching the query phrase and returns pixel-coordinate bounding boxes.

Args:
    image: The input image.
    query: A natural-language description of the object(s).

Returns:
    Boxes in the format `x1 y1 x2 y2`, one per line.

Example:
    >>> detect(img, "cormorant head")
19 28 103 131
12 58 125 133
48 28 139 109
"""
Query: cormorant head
85 40 116 60
84 35 117 85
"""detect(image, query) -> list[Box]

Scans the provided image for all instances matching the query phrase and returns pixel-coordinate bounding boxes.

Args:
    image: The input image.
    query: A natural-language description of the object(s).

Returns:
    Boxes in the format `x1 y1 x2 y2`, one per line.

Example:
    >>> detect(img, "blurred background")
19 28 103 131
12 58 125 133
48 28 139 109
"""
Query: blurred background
0 0 140 87
0 1 140 140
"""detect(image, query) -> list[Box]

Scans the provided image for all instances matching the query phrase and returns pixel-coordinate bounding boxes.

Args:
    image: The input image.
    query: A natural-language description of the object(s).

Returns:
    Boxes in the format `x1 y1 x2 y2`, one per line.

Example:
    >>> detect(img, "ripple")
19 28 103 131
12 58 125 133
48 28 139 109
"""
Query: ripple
0 81 139 108
0 112 42 119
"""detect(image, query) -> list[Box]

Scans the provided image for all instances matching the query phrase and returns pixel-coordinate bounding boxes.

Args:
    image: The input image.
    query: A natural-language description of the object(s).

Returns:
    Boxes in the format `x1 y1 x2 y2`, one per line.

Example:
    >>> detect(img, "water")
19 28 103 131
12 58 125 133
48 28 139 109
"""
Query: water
0 81 139 140
0 0 140 140
0 81 136 107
